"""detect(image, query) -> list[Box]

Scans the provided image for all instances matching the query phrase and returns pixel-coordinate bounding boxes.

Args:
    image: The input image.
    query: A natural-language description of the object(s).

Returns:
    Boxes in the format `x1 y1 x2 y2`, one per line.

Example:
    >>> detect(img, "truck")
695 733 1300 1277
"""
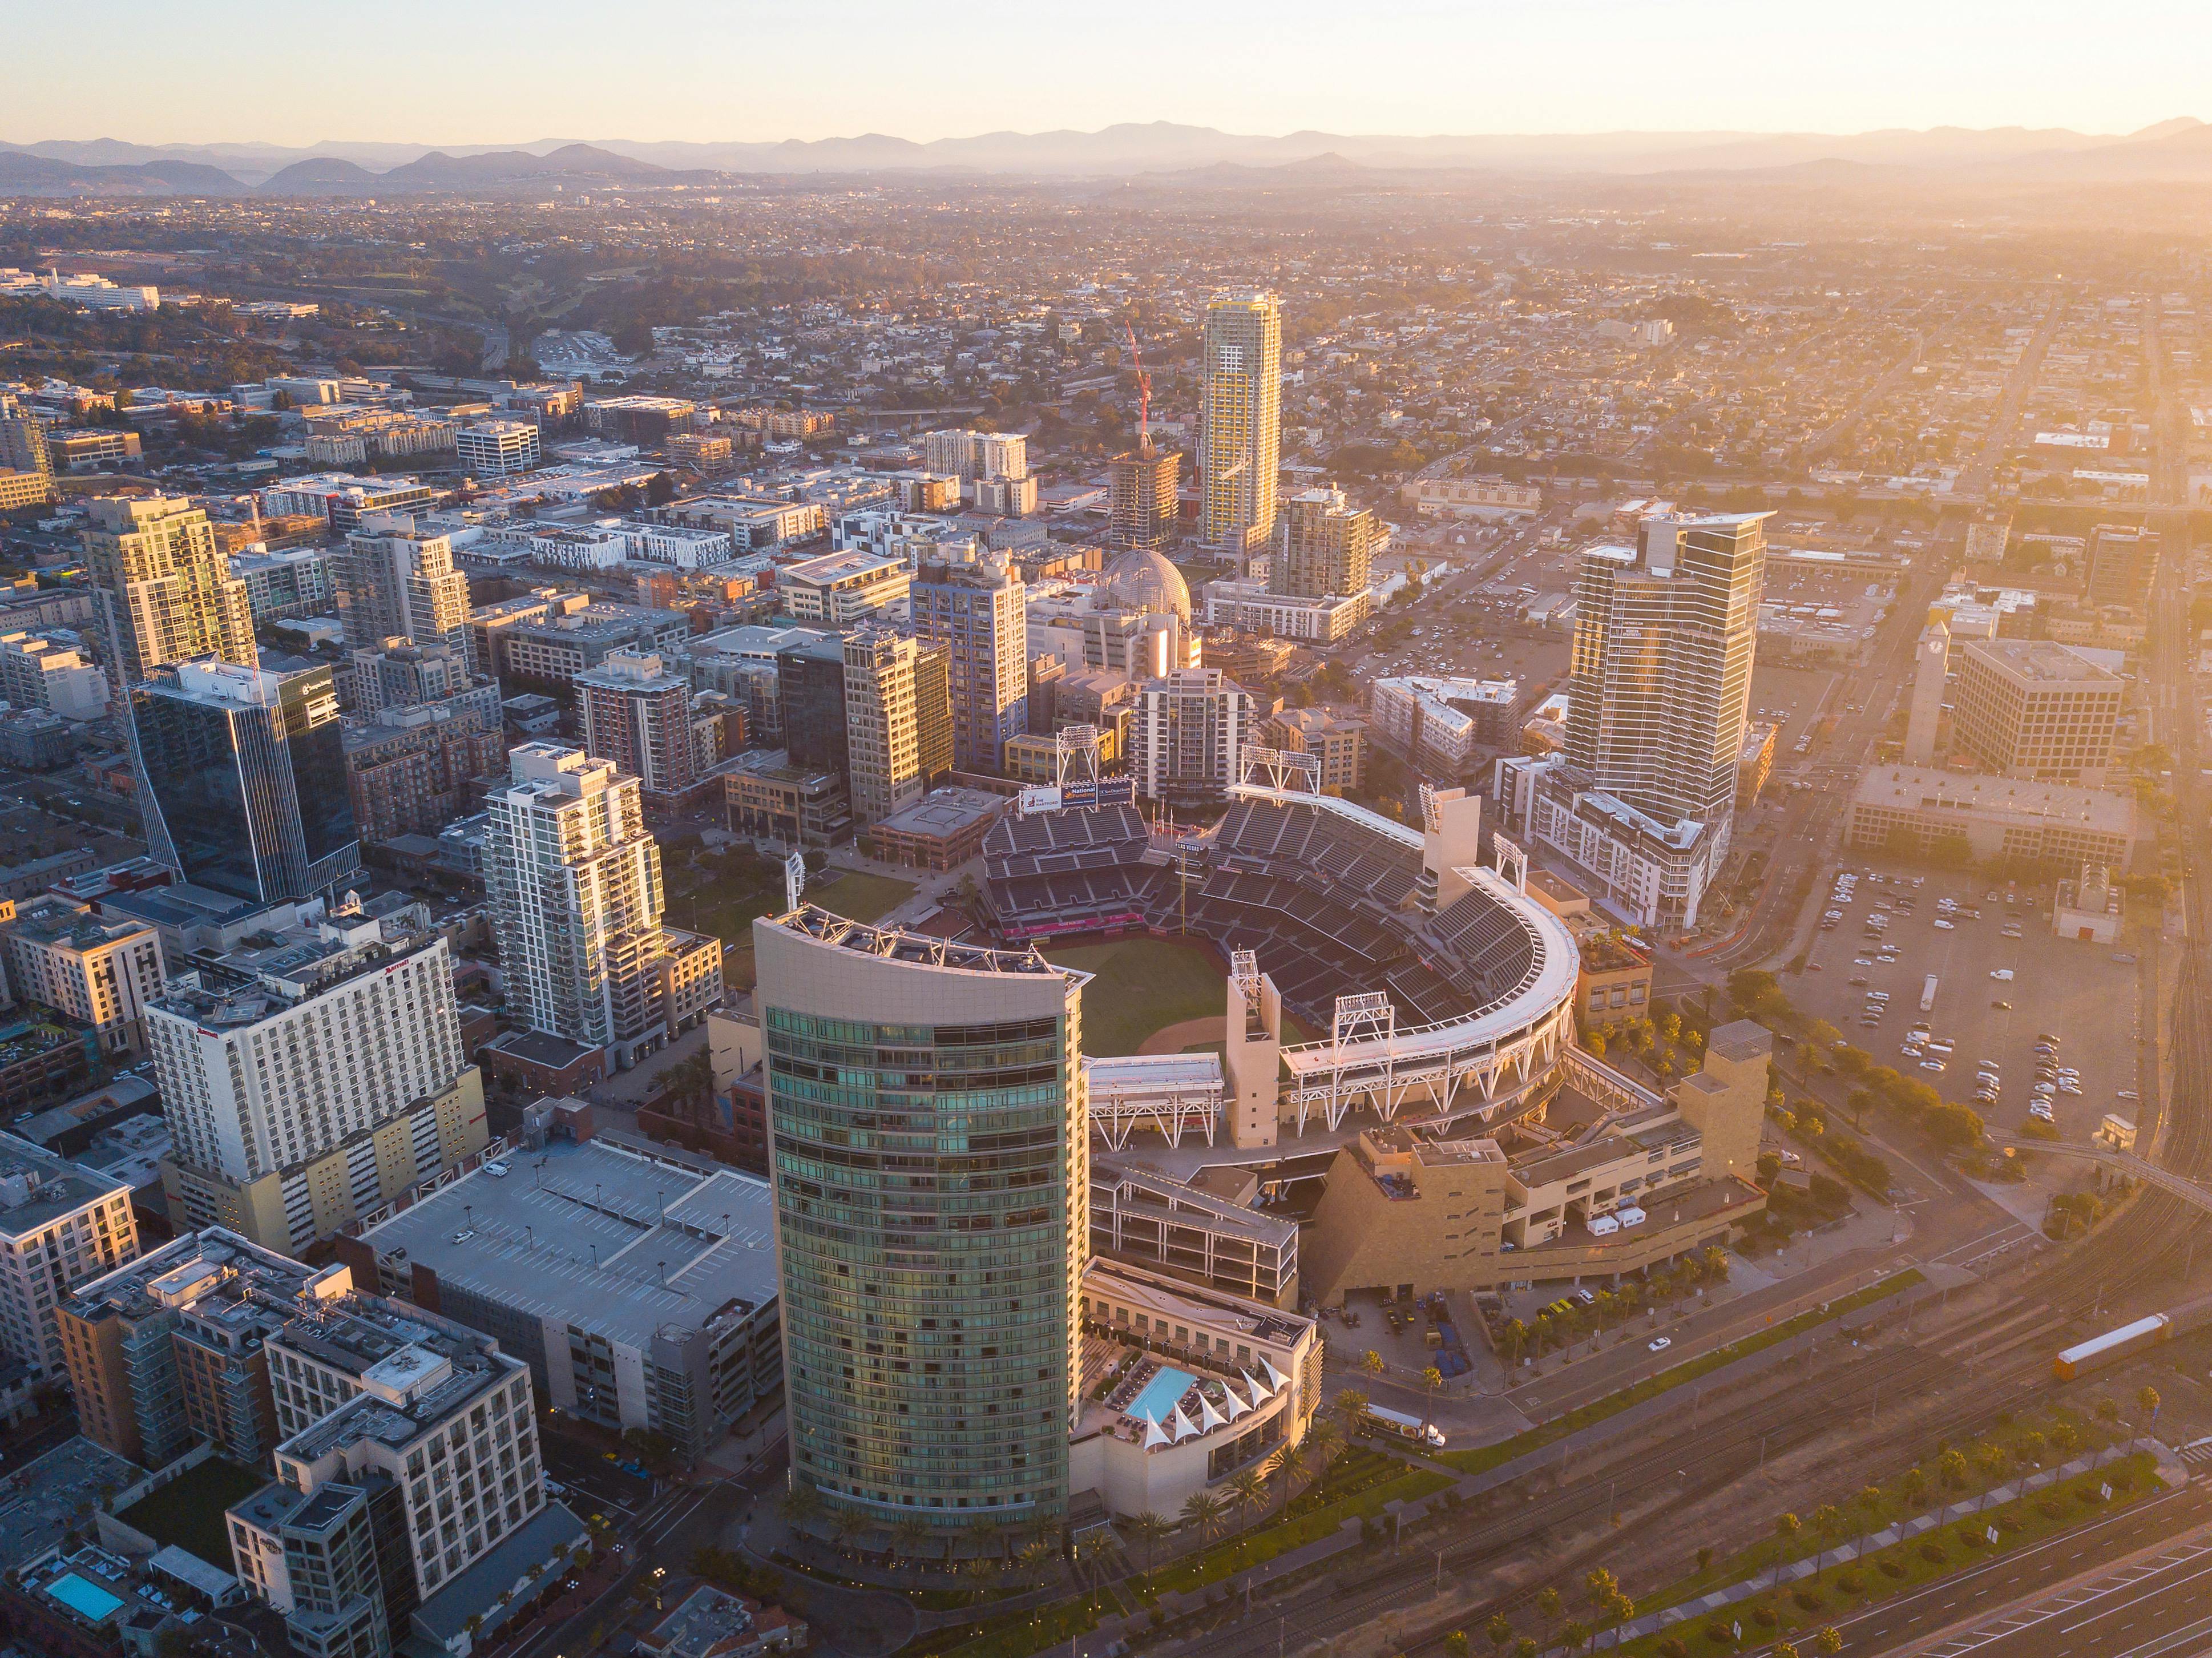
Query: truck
1920 975 1940 1013
2054 1313 2171 1381
1359 1403 1447 1450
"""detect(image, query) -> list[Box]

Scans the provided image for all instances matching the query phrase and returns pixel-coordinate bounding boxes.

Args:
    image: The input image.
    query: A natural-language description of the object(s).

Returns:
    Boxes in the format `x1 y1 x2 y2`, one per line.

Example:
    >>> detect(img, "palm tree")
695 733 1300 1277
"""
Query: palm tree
1181 1488 1230 1542
1127 1511 1173 1571
1016 1538 1055 1584
891 1516 932 1567
1228 1467 1268 1525
968 1517 1003 1564
1334 1386 1371 1435
1306 1416 1343 1469
780 1482 823 1536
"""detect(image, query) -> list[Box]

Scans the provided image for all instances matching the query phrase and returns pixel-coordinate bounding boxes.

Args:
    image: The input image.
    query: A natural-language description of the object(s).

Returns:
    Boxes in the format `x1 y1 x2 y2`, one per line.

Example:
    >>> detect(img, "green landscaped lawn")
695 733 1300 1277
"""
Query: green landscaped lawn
116 1457 268 1567
808 870 919 922
1042 935 1229 1056
1595 1454 2160 1658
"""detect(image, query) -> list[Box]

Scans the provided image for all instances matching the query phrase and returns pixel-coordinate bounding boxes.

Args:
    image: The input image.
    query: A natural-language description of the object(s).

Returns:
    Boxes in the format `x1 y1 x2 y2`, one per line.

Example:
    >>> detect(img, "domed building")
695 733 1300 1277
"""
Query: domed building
1097 547 1193 626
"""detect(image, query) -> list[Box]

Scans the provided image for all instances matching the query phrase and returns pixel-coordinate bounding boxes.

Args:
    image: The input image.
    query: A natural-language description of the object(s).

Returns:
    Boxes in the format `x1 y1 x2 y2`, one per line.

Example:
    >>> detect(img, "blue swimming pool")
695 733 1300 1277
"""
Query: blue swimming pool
1129 1366 1196 1423
46 1573 123 1621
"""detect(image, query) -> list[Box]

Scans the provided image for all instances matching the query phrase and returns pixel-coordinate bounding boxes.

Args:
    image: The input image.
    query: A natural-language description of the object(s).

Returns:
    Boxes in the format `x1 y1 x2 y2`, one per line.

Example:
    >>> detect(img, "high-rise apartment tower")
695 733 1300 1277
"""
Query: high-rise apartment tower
1199 293 1282 555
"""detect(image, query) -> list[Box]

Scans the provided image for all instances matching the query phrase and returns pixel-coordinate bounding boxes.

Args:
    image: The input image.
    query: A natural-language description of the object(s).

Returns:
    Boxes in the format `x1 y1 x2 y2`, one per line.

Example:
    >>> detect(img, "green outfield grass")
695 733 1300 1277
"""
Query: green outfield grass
807 870 918 922
1043 934 1229 1056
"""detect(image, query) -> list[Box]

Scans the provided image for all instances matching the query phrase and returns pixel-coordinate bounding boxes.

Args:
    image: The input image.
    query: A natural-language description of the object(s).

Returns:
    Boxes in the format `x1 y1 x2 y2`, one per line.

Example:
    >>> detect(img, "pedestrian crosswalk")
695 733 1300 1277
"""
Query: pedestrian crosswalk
1919 1541 2212 1657
2176 1436 2212 1466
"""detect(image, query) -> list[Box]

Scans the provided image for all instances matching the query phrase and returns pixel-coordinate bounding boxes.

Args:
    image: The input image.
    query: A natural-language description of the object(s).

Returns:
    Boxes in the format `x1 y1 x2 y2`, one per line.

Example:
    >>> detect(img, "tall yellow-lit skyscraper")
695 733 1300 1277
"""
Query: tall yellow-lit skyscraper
1199 292 1282 556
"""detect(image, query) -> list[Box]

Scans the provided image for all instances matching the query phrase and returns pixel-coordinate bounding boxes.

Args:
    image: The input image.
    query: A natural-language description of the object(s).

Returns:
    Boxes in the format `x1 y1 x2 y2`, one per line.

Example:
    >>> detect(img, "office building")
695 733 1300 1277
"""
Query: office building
337 521 474 663
725 763 851 850
485 600 691 691
454 419 540 478
484 744 720 1069
1844 766 2139 873
1301 1026 1770 1304
0 895 166 1054
754 908 1089 1534
1128 668 1257 808
79 495 256 681
59 1228 324 1467
1952 639 2124 784
0 1132 136 1380
1902 615 1951 767
2086 522 2159 612
1274 486 1373 599
576 651 701 808
841 627 952 828
585 394 697 443
131 659 360 906
1107 447 1181 552
1198 292 1282 555
912 554 1027 773
0 631 106 720
1564 513 1768 826
350 1130 781 1462
261 474 436 535
149 902 486 1252
775 633 850 778
776 549 911 626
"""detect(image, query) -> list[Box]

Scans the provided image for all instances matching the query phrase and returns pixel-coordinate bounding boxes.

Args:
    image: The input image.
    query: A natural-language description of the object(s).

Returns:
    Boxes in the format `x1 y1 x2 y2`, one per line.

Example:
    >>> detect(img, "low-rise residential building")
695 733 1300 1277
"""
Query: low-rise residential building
1255 705 1366 793
1738 720 1778 805
0 631 107 720
1369 675 1520 778
59 1227 325 1466
1198 577 1370 642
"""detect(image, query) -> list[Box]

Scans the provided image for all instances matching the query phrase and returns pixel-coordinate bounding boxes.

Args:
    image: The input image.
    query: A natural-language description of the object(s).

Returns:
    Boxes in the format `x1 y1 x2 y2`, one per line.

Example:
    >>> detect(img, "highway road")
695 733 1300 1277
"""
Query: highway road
1832 1484 2212 1656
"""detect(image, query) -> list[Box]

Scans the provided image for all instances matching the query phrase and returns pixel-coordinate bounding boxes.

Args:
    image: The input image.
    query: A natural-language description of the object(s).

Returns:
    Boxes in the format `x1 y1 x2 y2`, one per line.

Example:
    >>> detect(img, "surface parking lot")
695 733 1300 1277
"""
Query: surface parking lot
1791 857 2144 1142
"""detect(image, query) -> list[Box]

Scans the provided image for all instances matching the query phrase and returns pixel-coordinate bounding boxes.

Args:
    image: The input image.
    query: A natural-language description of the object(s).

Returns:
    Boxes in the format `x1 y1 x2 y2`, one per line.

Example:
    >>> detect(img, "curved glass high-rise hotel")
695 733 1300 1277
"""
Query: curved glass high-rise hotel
754 909 1088 1532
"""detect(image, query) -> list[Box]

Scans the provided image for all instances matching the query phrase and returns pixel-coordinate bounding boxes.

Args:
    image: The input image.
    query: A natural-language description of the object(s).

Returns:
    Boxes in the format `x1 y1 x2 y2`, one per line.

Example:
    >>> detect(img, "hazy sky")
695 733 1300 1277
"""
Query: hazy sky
8 0 2206 147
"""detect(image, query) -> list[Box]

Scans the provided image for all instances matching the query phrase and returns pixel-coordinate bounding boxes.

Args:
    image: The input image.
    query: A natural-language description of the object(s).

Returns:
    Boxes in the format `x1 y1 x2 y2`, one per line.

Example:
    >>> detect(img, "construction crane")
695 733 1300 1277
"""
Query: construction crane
1124 322 1154 456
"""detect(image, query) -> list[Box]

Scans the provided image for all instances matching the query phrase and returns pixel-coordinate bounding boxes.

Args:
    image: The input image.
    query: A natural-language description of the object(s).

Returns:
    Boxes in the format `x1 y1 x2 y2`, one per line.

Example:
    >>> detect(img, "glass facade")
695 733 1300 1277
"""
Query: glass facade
132 663 359 903
768 1004 1080 1531
776 638 849 777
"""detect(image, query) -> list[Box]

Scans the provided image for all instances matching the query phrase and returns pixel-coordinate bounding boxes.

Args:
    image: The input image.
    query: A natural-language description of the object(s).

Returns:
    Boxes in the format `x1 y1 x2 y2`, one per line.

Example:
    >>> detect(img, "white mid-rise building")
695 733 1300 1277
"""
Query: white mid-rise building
0 895 166 1054
148 903 483 1253
1129 668 1256 808
484 743 679 1068
454 419 541 478
0 631 108 720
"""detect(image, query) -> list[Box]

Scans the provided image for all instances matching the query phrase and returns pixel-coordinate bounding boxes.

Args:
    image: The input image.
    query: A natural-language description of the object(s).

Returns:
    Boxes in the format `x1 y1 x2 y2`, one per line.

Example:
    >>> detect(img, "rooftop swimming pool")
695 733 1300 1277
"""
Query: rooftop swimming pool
46 1574 123 1621
1128 1366 1196 1423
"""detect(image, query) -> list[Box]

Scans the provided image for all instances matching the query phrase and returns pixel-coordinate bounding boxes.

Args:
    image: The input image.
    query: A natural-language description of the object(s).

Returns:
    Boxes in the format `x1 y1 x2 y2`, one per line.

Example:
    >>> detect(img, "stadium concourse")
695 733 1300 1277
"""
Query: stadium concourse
979 753 1661 1156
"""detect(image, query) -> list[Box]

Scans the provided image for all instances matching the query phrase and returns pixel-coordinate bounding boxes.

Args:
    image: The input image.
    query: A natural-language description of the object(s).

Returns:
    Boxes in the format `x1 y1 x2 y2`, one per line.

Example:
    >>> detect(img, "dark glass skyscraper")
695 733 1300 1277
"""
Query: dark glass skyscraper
776 634 850 778
754 908 1088 1535
132 659 359 904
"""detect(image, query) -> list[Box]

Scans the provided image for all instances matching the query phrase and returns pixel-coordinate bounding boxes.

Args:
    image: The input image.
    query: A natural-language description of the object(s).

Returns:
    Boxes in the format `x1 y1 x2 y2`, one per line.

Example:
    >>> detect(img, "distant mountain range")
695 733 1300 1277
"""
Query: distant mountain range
5 120 2212 195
